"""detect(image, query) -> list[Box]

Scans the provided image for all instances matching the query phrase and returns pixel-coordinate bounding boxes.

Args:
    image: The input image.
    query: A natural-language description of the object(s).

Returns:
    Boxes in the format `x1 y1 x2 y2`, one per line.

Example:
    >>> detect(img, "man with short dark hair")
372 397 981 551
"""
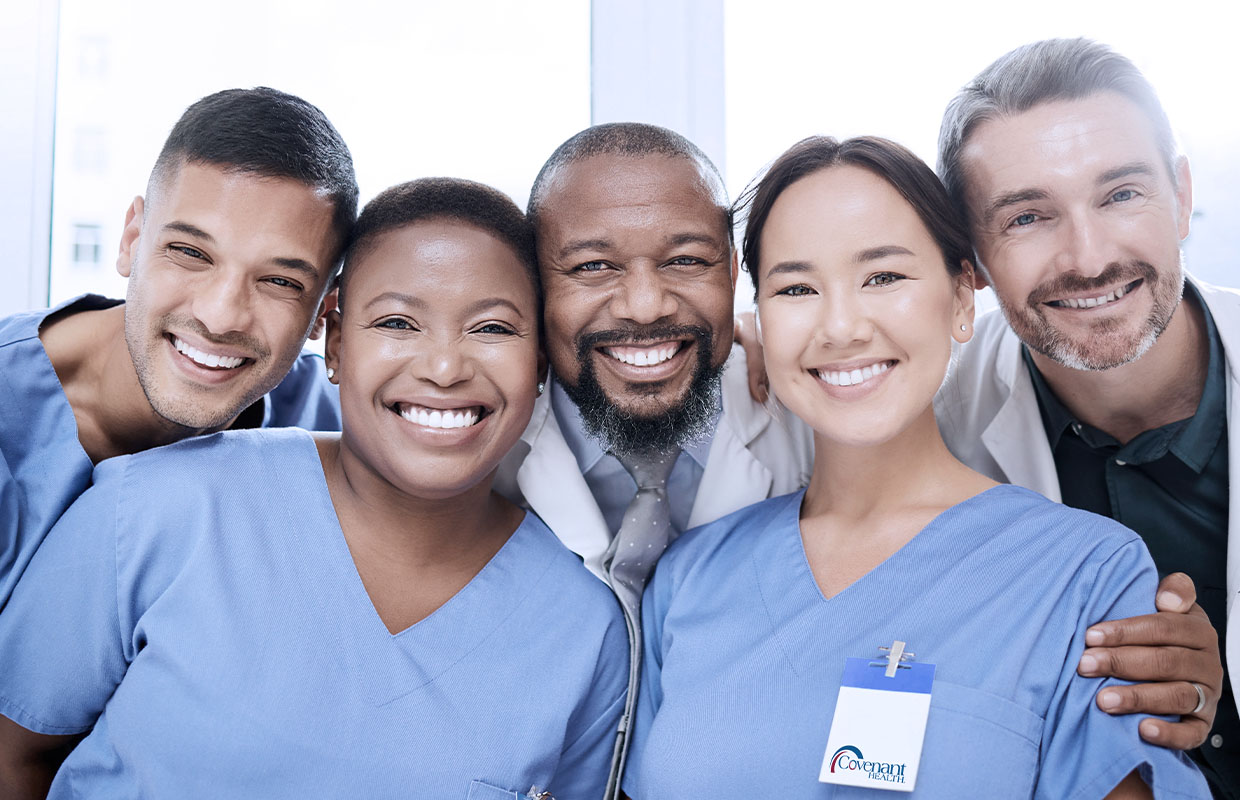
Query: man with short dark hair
934 38 1237 795
0 87 357 609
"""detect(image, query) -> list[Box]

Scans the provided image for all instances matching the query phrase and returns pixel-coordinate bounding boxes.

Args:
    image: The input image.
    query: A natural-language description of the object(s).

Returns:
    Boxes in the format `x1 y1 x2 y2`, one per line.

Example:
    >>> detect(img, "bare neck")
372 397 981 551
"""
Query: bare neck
40 303 203 463
804 407 994 525
1028 294 1209 445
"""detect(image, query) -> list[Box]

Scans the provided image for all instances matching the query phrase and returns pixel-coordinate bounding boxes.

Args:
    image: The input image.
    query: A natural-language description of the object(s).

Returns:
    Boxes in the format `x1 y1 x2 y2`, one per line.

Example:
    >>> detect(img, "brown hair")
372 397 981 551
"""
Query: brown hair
736 135 972 295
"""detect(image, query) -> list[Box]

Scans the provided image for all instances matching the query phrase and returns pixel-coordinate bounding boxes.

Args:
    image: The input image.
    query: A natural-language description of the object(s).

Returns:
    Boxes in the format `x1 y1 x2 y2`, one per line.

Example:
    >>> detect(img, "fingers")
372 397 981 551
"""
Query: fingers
1153 572 1197 612
1079 641 1221 690
1094 680 1208 717
1084 605 1216 649
733 312 768 404
1138 715 1211 751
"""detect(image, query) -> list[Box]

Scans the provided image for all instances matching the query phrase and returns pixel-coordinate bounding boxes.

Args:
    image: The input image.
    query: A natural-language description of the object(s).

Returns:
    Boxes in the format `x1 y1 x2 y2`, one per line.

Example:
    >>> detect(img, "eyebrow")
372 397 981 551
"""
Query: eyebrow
1098 161 1158 185
162 220 321 278
854 245 914 262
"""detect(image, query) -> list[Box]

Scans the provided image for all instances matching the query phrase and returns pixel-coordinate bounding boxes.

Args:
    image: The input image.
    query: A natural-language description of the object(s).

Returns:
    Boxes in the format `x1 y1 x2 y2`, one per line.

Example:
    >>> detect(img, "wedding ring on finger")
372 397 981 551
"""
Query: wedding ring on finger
1190 681 1207 715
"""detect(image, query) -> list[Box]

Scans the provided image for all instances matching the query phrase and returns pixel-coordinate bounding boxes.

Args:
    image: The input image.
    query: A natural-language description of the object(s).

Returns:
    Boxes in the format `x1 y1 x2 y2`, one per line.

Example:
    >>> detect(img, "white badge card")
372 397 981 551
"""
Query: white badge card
819 650 934 792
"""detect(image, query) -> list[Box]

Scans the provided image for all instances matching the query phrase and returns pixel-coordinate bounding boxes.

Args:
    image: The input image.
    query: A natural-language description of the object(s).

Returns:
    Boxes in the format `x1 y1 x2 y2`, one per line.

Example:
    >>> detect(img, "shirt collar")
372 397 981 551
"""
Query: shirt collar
549 377 716 474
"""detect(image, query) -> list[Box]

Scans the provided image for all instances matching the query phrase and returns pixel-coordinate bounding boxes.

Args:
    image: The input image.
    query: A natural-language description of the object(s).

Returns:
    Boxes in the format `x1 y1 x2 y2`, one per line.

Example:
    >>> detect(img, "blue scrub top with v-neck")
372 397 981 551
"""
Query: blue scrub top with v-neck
0 427 627 800
624 486 1208 799
0 295 342 612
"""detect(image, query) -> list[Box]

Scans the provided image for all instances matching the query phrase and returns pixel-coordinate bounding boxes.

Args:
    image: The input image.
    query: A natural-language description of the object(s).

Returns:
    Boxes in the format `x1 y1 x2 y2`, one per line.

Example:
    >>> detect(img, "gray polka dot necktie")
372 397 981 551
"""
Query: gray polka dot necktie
604 449 679 611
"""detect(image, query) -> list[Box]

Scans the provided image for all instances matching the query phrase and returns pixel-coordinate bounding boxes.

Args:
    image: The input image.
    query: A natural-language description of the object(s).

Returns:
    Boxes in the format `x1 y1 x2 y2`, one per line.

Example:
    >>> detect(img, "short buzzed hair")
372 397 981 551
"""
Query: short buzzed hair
149 87 359 272
938 38 1178 227
526 122 730 236
337 177 539 312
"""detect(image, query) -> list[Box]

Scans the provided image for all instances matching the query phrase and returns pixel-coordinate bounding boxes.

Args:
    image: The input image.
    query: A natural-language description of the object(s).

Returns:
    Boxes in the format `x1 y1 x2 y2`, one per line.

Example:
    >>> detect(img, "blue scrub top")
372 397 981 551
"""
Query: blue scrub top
0 428 627 799
0 295 341 611
625 486 1209 799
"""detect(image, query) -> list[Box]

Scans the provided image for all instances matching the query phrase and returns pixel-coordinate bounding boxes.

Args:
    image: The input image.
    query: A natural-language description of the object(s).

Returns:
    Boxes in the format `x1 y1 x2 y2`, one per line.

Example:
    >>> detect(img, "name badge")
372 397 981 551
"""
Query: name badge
819 641 934 792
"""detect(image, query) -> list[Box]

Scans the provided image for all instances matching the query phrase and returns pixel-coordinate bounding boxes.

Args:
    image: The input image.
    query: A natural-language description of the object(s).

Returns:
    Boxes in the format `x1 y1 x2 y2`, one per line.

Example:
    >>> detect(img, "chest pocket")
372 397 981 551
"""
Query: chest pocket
466 780 522 800
914 681 1043 799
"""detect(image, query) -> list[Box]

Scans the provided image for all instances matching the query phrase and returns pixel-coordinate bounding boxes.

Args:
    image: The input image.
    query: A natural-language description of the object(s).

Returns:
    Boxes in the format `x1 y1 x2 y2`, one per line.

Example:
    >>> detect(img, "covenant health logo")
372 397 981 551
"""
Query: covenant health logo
829 745 908 785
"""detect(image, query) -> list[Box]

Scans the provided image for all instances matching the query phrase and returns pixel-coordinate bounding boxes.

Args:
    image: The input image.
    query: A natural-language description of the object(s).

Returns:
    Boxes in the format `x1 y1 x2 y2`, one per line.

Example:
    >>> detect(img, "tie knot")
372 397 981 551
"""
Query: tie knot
615 449 679 491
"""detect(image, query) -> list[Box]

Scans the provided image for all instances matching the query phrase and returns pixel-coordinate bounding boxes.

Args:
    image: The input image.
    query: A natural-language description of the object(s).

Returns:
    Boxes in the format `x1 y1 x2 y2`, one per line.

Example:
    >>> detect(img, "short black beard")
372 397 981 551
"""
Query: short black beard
557 324 724 458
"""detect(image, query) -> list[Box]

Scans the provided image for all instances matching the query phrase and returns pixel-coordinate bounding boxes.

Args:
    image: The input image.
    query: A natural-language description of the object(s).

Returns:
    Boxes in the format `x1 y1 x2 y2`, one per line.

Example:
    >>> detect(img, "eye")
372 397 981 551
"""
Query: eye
1010 213 1038 228
667 255 706 267
474 322 517 336
1109 188 1136 203
169 244 207 260
264 276 304 292
573 260 610 273
864 272 905 287
774 284 815 297
374 317 417 331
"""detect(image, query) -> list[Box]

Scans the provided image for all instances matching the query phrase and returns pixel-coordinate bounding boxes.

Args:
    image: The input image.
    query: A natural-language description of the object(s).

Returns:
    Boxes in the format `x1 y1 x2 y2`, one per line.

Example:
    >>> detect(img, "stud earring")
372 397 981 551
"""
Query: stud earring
537 381 546 396
960 324 968 332
326 367 336 380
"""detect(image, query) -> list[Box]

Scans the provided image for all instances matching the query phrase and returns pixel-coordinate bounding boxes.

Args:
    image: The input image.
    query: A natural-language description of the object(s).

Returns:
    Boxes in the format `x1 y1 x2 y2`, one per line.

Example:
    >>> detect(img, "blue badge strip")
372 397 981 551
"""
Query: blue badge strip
841 657 935 694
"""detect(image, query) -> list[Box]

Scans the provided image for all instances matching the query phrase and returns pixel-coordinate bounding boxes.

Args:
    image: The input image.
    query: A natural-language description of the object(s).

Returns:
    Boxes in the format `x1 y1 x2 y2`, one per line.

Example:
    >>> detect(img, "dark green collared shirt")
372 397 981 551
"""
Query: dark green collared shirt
1025 282 1235 798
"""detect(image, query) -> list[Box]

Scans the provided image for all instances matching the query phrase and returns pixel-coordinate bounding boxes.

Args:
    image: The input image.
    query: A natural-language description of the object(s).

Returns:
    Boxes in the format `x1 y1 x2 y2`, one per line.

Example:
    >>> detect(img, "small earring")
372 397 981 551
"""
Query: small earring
537 381 546 396
326 367 336 380
960 324 968 332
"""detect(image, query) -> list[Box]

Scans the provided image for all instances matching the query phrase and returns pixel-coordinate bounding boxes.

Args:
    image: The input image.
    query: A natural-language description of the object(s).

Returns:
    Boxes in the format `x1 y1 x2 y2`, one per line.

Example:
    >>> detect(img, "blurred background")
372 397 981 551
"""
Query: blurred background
3 0 1235 319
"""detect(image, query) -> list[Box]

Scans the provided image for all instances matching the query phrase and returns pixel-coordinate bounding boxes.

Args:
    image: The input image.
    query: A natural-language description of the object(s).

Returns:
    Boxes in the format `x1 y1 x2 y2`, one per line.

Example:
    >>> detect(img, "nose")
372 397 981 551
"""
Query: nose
191 270 255 335
415 336 474 387
816 286 874 349
1055 209 1117 278
610 263 680 324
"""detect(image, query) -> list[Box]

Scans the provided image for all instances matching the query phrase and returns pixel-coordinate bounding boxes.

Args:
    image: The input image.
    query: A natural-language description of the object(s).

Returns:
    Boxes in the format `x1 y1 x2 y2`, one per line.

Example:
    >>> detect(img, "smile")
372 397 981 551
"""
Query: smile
396 403 484 430
603 342 683 367
172 336 247 369
812 360 893 387
1047 279 1141 309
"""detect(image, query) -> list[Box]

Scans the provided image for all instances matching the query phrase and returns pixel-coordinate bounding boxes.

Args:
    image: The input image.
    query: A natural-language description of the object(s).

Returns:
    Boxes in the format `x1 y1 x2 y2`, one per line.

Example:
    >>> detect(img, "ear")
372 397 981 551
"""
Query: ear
308 288 338 341
536 348 549 391
730 249 739 287
1173 156 1193 241
323 309 343 383
116 196 145 278
952 260 977 344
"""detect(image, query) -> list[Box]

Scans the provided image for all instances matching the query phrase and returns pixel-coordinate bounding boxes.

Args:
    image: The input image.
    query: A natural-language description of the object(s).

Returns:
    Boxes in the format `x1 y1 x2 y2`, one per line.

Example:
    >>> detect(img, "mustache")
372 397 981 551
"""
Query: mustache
163 314 270 359
1028 262 1156 306
574 324 713 360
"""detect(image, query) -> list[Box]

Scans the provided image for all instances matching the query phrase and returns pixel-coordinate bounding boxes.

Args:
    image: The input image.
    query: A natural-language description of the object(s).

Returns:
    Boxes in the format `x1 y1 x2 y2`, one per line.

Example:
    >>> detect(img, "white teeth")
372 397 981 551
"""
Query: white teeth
399 405 481 430
173 337 245 369
605 343 681 367
1054 284 1128 309
815 361 892 387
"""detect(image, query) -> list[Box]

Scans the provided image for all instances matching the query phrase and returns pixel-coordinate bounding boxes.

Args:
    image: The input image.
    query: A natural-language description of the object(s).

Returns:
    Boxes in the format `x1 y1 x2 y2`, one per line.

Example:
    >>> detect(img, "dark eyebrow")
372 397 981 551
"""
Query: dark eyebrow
162 221 215 242
164 220 321 278
1098 161 1157 185
463 297 527 318
364 291 427 311
854 245 913 263
557 238 613 260
983 189 1048 226
766 261 812 278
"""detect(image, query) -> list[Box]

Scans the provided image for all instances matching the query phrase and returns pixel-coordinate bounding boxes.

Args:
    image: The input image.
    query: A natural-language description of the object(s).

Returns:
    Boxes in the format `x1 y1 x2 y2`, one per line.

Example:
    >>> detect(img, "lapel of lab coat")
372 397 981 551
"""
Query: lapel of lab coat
979 326 1063 502
514 389 612 577
687 352 775 528
1194 280 1240 691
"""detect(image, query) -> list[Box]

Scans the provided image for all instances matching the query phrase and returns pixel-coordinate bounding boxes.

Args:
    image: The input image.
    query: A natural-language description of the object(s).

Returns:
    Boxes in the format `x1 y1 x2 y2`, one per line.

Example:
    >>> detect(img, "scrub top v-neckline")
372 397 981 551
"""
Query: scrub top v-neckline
301 434 552 704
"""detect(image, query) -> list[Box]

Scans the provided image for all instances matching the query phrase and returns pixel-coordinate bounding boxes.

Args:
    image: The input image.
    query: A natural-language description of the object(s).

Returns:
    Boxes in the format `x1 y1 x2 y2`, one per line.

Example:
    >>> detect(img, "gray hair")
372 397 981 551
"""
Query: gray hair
937 38 1179 225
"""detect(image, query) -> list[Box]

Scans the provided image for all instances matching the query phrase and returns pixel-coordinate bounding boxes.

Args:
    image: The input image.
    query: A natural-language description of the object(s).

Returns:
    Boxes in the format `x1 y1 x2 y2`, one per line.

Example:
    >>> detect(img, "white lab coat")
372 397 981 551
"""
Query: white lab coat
493 345 815 577
935 277 1240 709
